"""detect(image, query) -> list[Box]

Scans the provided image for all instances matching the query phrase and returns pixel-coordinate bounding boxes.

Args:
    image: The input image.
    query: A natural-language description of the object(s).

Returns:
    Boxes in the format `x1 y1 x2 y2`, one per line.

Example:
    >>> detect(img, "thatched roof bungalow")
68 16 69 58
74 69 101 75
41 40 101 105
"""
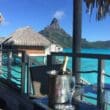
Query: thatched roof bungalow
3 26 51 56
0 37 6 45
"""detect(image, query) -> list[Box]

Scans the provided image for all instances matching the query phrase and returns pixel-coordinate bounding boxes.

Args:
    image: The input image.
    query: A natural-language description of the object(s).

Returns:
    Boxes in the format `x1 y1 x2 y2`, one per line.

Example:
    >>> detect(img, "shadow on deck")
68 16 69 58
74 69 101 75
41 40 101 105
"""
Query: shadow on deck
0 79 34 110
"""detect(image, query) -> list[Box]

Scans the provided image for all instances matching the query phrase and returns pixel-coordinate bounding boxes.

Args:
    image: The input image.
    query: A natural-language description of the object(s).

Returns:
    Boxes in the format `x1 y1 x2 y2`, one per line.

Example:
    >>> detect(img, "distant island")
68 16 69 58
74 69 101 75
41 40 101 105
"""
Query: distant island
81 39 110 49
40 18 110 49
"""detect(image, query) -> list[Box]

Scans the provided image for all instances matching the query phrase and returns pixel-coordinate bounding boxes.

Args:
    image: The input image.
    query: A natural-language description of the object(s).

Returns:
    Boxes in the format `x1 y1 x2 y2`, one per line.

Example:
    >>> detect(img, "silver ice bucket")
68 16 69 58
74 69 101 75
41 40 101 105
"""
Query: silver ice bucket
48 70 75 108
54 75 70 103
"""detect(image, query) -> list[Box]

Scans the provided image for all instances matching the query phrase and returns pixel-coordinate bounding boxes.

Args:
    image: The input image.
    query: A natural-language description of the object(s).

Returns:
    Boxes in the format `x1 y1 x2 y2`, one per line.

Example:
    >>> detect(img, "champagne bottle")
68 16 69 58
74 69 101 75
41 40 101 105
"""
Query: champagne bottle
58 56 69 75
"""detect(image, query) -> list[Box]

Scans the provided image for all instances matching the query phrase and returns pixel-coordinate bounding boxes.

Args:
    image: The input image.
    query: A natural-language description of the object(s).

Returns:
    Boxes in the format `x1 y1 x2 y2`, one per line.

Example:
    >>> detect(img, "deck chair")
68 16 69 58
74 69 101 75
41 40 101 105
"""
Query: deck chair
30 65 61 98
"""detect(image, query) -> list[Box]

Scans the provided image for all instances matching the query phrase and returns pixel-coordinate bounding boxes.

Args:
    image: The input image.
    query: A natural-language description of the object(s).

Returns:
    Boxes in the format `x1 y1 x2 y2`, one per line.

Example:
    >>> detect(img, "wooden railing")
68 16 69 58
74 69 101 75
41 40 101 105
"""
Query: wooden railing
0 49 26 94
1 49 110 109
47 52 110 110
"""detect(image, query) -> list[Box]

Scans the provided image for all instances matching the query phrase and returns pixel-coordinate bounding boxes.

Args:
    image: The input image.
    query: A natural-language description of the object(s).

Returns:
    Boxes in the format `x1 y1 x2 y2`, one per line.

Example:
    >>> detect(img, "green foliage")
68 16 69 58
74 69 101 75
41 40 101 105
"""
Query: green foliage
40 28 72 48
81 39 110 49
40 18 110 49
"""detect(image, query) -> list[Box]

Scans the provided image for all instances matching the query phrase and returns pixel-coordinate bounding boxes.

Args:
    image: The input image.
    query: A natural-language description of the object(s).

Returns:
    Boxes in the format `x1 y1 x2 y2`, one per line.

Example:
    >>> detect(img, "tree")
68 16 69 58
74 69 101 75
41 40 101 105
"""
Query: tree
84 0 110 20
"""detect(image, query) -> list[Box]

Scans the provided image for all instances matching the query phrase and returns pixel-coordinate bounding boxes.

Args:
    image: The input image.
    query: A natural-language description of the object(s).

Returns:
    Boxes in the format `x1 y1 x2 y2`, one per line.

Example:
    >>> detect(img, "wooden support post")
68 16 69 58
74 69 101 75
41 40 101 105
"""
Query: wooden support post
0 50 2 74
27 56 32 96
52 56 56 65
97 59 105 110
47 55 52 70
0 50 2 67
7 51 12 81
21 51 26 94
73 0 82 100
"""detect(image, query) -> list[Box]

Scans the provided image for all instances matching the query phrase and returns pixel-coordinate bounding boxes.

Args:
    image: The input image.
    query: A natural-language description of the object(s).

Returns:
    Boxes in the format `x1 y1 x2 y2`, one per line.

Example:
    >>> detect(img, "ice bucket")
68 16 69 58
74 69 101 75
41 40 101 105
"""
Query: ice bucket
48 70 74 108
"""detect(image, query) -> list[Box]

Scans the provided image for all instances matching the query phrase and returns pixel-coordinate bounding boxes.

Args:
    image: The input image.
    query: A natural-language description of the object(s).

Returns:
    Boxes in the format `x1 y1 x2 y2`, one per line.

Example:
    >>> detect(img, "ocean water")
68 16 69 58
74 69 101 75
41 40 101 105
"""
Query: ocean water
64 48 110 107
3 48 110 85
64 48 110 84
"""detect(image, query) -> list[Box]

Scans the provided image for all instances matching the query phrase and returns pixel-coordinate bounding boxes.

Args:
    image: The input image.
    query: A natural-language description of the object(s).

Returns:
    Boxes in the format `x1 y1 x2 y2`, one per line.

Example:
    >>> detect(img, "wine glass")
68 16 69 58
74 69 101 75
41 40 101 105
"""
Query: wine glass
68 76 75 108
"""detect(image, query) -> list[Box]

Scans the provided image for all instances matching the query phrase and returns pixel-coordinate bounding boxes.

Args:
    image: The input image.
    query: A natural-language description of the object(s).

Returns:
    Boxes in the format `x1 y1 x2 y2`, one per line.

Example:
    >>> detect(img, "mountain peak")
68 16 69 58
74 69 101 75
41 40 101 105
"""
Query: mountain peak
40 18 72 48
49 18 60 29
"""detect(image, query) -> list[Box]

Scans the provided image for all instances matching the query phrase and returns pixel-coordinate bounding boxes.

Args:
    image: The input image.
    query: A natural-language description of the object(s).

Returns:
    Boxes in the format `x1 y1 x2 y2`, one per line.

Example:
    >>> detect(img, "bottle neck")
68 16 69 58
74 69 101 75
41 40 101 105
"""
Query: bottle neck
62 56 68 72
58 56 68 75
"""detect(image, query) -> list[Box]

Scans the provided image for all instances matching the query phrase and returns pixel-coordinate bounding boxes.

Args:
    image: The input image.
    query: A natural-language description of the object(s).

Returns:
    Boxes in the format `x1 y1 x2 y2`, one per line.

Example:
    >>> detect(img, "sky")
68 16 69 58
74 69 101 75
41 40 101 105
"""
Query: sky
0 0 110 41
0 0 72 37
82 2 110 41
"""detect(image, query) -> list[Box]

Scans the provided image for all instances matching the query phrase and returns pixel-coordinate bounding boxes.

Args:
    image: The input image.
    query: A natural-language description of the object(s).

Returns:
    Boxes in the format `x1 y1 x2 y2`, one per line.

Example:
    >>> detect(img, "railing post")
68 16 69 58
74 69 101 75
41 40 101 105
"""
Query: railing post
47 55 52 70
0 49 2 74
97 59 105 110
7 51 12 81
21 51 26 94
27 55 32 96
0 50 2 67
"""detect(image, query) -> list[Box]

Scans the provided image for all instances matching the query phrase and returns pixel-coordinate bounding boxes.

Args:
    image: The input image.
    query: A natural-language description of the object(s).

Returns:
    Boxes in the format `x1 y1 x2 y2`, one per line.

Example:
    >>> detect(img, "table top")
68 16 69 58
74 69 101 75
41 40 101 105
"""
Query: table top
32 97 98 110
104 90 110 103
31 83 110 110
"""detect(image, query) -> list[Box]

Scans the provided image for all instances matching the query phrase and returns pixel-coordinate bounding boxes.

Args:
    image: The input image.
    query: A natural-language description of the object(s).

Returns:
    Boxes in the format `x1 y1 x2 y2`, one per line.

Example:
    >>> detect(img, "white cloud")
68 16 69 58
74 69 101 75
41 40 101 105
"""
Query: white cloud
53 11 65 20
2 21 10 26
0 12 4 24
0 12 10 26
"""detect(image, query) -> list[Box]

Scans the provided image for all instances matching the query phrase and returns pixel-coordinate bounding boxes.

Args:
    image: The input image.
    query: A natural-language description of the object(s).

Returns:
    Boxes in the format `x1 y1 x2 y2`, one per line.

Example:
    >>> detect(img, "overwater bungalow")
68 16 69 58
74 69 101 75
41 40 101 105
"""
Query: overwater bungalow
0 37 6 49
2 26 63 57
2 26 51 56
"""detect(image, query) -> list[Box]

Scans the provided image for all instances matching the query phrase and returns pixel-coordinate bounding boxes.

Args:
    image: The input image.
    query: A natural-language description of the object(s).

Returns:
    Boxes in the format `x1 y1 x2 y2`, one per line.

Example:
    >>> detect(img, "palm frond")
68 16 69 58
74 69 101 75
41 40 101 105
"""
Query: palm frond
84 0 110 20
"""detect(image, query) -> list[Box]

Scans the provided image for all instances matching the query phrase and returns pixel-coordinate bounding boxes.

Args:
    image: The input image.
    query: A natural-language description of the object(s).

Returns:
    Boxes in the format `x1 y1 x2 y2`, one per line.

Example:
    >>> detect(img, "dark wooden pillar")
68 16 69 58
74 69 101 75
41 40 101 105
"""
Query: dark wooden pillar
27 56 32 96
97 59 105 110
47 55 52 70
7 51 12 80
21 51 26 94
72 0 82 87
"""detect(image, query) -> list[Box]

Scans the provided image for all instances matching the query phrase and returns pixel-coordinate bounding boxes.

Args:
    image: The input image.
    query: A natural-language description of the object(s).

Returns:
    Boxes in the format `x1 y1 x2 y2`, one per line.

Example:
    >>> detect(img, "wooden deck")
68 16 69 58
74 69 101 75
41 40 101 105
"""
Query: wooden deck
32 97 98 110
0 80 99 110
0 81 34 110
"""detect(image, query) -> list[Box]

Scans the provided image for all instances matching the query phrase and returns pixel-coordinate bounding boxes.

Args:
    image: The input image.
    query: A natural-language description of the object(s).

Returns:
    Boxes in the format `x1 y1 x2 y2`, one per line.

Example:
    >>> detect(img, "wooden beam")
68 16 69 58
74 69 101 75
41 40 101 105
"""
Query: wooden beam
51 52 110 60
27 56 32 95
21 51 26 94
73 0 82 100
7 51 12 80
97 59 105 109
73 0 82 80
47 55 52 69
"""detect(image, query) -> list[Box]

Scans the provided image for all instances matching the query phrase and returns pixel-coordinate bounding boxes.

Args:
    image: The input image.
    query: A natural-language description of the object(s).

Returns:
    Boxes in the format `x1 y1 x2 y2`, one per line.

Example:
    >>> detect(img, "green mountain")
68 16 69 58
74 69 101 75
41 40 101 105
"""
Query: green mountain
82 39 110 49
40 18 72 48
40 18 110 49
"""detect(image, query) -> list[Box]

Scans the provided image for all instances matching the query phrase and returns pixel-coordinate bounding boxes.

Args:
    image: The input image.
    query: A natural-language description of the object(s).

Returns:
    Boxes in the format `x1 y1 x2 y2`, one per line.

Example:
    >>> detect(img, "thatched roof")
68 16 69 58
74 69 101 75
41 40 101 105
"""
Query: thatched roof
84 0 110 20
0 37 6 44
3 26 51 47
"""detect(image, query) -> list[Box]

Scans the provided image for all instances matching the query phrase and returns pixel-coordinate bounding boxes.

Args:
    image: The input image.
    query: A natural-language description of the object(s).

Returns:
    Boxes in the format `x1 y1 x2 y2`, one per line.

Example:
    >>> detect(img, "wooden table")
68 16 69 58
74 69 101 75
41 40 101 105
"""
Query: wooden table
32 97 98 110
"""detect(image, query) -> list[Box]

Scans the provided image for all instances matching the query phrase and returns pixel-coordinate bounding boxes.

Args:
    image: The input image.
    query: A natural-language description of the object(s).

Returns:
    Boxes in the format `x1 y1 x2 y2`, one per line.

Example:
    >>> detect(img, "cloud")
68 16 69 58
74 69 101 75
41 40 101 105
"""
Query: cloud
0 12 10 26
0 12 4 24
2 21 10 26
53 11 65 20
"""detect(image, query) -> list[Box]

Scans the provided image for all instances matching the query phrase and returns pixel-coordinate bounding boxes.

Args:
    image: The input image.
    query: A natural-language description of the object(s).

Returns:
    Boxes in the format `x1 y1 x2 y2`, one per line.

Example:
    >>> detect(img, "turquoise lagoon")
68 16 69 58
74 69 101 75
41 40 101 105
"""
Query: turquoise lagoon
64 48 110 84
2 48 110 85
64 48 110 106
